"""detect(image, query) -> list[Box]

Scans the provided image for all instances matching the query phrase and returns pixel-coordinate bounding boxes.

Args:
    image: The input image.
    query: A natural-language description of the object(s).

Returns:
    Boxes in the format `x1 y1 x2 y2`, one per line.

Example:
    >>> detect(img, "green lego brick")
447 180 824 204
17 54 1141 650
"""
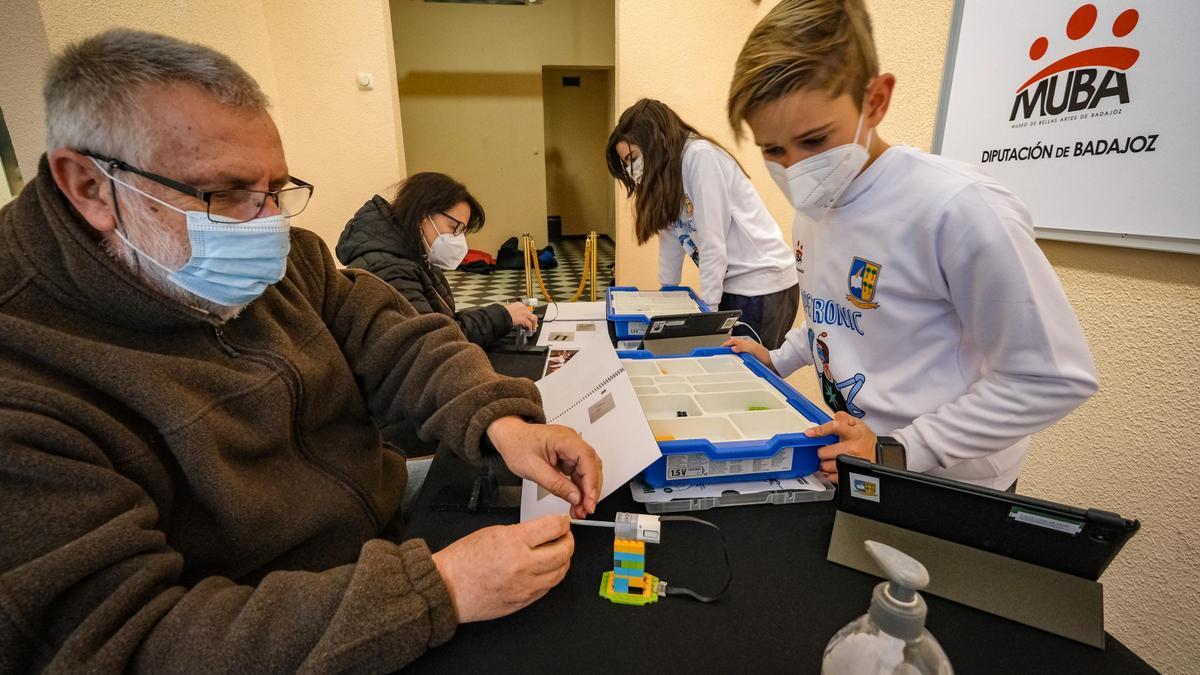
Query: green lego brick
599 572 660 606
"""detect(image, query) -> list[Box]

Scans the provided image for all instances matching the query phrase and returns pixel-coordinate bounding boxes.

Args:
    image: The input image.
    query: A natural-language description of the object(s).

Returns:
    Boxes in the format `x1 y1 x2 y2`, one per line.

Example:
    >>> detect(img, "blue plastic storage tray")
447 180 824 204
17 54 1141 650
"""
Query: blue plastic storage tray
620 347 835 487
606 285 711 340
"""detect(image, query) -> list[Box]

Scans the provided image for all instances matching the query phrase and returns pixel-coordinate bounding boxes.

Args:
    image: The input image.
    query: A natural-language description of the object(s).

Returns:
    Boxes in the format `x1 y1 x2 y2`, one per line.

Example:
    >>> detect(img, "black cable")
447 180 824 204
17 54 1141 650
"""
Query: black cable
658 515 732 603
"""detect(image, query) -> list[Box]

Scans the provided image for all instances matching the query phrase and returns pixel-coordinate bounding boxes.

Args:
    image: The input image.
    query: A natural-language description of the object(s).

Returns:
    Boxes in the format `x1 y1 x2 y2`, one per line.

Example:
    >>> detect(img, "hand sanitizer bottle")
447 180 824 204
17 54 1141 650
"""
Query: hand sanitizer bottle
821 541 953 674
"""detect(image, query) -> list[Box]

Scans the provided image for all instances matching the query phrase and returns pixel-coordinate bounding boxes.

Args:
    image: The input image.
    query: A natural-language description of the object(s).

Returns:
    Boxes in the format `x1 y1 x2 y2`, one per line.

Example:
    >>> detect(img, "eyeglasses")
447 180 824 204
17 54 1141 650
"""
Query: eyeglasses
434 211 468 236
87 152 314 224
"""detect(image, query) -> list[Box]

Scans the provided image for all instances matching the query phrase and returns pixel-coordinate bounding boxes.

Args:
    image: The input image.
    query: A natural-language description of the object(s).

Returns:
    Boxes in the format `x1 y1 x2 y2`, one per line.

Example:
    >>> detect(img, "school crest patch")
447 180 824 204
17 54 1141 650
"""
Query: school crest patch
846 257 881 309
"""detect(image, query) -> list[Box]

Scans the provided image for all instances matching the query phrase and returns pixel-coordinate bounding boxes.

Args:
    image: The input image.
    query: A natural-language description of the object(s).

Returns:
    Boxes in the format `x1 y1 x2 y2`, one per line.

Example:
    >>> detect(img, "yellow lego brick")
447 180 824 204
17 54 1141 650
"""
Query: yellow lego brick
613 539 645 554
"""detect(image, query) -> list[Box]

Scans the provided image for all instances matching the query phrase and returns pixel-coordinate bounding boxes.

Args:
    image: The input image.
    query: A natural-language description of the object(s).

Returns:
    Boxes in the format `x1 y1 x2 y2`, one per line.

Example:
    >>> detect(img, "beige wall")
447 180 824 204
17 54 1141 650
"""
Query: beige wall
615 1 1199 672
614 0 793 296
0 0 405 250
0 0 53 187
259 0 407 247
543 68 615 238
390 0 614 255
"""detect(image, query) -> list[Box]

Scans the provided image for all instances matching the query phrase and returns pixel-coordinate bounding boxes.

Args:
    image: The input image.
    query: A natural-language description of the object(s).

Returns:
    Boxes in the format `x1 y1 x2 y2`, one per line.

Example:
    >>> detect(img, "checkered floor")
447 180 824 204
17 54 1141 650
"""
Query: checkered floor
447 237 615 310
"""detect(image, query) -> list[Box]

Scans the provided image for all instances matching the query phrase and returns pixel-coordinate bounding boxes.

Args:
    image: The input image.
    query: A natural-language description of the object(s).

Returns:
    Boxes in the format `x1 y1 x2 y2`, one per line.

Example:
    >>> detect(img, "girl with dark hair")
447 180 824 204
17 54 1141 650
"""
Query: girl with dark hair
336 172 537 347
605 98 798 349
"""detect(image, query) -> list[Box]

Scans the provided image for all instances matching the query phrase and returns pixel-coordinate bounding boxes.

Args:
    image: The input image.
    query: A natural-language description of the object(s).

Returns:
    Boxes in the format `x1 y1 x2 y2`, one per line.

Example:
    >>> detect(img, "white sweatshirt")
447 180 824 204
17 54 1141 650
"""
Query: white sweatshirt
769 145 1098 489
658 139 797 307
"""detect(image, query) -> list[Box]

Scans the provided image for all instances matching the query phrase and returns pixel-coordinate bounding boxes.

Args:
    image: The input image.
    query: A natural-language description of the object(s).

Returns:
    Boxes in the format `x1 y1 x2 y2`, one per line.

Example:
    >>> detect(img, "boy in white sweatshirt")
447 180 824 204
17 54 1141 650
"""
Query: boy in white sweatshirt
724 0 1099 490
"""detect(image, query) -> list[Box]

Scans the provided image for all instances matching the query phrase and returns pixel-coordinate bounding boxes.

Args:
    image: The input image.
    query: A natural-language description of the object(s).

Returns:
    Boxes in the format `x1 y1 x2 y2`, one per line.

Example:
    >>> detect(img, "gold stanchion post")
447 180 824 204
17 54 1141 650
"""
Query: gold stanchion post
588 231 598 301
521 233 534 305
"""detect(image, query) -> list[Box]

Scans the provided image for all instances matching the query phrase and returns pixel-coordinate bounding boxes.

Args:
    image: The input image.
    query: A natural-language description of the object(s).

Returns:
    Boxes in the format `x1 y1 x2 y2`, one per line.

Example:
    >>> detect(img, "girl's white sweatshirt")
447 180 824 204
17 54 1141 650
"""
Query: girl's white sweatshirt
658 139 796 307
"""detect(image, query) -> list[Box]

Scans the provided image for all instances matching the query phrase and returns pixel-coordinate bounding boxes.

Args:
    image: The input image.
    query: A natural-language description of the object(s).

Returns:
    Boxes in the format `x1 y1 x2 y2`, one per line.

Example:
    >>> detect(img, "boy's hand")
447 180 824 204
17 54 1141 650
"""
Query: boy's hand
723 337 773 370
805 411 877 482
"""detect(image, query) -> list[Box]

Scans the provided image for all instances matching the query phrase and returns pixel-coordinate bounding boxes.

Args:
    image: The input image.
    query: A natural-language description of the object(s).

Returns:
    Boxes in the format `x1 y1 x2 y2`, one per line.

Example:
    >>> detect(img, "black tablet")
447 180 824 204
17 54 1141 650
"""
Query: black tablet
836 456 1139 580
643 310 741 340
636 310 742 355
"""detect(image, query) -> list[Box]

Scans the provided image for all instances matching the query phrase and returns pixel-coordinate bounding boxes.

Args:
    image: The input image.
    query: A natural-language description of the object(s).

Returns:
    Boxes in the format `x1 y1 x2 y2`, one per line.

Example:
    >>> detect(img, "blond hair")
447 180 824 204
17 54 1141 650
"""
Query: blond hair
727 0 878 139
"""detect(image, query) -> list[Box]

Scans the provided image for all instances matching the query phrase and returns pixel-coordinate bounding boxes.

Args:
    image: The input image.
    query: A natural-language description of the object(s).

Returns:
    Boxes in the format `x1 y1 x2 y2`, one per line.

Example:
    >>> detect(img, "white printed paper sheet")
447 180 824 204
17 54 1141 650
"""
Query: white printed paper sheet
544 301 607 321
519 347 662 522
535 320 610 349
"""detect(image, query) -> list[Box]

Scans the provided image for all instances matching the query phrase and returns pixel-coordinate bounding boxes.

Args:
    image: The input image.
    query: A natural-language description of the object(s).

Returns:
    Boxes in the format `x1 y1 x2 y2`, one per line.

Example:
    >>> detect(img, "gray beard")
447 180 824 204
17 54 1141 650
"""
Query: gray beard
103 199 247 322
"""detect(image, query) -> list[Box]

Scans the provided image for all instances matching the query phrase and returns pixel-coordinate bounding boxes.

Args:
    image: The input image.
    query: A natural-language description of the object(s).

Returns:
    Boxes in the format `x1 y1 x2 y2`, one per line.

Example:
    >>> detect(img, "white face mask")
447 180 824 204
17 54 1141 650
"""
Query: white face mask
766 111 872 215
625 155 644 186
425 217 469 270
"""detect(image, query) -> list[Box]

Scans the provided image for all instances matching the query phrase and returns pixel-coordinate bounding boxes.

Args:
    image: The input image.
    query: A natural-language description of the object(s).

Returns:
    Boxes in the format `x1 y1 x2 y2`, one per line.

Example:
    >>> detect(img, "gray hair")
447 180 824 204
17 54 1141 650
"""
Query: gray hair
44 29 270 163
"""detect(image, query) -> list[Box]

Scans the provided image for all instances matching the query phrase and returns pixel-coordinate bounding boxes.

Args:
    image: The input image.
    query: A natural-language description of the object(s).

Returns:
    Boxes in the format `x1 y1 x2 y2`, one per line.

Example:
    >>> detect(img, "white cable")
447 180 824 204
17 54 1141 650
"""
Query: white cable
734 320 762 345
570 519 614 529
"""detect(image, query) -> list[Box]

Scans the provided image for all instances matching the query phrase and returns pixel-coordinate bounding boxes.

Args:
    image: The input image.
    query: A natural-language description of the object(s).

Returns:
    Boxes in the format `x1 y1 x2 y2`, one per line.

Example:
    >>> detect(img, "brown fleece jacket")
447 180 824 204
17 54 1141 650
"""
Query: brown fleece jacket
0 159 545 673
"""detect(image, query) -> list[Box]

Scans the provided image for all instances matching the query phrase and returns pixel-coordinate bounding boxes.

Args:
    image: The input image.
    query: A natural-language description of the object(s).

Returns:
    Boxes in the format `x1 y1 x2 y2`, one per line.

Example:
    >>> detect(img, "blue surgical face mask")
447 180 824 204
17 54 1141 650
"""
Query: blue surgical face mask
92 158 291 307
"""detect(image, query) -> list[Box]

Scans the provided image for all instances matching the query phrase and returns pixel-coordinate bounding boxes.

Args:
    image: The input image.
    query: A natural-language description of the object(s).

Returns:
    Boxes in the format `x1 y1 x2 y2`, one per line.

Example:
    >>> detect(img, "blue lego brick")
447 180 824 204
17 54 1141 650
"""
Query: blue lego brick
613 576 629 593
613 552 645 563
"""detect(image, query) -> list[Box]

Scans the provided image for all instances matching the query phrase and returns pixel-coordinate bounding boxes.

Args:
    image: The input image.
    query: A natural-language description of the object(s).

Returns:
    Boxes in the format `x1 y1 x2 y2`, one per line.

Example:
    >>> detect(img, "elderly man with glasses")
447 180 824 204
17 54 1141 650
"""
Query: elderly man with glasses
0 29 600 673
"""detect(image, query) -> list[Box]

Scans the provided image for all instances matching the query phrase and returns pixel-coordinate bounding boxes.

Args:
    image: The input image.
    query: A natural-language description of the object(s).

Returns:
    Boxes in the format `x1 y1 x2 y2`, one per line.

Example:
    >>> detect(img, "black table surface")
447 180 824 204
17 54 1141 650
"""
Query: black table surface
399 346 1157 674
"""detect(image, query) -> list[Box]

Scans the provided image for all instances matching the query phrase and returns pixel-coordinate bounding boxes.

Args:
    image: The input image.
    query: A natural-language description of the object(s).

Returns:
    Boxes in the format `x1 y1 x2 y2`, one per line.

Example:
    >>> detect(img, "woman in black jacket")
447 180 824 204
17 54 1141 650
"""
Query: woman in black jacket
336 172 537 347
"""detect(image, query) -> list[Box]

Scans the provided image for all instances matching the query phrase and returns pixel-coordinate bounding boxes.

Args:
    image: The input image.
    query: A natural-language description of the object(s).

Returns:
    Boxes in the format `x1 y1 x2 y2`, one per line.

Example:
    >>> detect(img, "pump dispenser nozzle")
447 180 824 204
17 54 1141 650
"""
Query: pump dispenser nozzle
821 540 953 673
865 540 930 641
867 541 928 600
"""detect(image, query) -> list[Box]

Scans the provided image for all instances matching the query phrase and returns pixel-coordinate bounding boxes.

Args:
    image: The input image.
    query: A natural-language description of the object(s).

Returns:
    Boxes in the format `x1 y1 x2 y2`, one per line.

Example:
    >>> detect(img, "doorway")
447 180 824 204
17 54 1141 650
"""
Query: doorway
541 67 615 242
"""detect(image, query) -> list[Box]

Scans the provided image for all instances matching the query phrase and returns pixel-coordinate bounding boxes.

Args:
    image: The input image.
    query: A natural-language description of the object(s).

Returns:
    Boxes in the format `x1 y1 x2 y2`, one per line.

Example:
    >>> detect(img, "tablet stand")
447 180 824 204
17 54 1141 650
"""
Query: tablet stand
827 510 1106 648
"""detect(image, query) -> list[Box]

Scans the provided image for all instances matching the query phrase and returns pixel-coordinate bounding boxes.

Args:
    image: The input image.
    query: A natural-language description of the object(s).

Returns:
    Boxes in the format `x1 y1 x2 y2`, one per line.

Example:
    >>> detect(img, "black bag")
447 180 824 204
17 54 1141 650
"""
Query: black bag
495 237 525 270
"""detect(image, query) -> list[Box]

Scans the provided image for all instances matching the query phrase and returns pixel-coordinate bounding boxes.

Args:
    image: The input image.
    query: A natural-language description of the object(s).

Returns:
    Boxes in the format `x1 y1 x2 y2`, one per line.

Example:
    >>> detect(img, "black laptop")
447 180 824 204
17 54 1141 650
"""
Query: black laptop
836 456 1139 580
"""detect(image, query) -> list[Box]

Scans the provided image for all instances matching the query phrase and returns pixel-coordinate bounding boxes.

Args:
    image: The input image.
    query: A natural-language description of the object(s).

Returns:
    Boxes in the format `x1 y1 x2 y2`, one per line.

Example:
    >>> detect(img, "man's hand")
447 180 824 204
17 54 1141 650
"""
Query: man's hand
432 516 573 623
487 417 602 519
804 411 877 483
722 336 773 370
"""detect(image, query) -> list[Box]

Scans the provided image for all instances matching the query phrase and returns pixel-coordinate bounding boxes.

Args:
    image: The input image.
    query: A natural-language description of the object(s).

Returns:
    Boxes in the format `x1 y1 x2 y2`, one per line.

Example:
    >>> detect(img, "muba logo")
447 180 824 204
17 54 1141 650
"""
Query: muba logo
1010 4 1140 121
